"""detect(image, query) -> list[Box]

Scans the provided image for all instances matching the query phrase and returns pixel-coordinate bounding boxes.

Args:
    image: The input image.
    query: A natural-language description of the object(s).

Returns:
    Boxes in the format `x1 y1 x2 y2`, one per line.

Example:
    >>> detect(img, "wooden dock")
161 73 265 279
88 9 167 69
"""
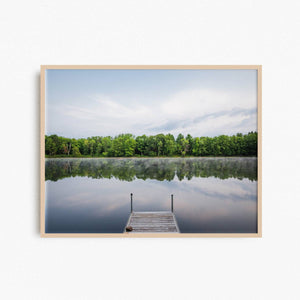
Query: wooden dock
125 211 180 233
124 194 180 234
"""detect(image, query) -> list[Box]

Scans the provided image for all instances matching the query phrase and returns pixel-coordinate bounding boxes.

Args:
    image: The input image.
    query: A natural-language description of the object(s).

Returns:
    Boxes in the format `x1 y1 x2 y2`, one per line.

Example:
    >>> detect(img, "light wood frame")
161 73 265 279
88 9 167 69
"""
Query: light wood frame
40 65 262 238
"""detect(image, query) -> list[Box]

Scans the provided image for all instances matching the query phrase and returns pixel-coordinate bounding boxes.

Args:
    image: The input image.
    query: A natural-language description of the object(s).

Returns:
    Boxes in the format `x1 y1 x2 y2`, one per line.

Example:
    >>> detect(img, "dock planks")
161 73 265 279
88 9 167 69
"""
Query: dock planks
124 211 180 233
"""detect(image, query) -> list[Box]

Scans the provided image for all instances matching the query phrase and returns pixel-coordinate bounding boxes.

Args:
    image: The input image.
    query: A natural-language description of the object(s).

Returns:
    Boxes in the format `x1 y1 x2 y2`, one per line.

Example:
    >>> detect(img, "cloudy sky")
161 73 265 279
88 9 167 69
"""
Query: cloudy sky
45 69 257 138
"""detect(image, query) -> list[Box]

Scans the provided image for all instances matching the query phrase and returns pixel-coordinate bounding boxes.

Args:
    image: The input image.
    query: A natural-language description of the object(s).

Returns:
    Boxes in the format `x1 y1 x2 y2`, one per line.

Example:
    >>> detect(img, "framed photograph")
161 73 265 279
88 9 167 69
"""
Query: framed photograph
40 65 262 237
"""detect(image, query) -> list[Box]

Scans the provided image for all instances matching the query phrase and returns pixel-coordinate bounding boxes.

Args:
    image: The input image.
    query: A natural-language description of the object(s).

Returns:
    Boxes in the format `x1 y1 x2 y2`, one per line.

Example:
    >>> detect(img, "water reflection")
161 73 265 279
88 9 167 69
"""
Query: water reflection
46 157 257 182
45 158 257 234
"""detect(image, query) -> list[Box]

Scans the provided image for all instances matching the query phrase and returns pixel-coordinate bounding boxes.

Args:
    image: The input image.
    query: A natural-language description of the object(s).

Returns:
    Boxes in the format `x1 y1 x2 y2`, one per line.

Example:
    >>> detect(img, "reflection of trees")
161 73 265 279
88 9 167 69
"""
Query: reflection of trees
46 158 257 182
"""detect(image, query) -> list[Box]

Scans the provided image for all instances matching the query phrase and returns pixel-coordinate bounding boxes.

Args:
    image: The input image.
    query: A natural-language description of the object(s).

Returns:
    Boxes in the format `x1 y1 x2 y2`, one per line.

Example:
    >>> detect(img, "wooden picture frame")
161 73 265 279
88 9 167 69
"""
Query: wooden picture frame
40 65 262 238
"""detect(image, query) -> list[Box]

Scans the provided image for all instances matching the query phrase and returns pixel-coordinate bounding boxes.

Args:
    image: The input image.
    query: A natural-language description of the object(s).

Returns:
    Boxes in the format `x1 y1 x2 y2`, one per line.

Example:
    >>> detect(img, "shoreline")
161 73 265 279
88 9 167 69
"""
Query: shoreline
45 156 257 159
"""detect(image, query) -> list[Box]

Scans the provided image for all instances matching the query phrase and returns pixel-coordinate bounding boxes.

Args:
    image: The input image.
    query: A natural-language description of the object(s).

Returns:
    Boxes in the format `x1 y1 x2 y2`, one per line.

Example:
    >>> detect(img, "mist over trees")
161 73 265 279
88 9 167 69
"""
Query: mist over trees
45 132 257 157
46 157 257 182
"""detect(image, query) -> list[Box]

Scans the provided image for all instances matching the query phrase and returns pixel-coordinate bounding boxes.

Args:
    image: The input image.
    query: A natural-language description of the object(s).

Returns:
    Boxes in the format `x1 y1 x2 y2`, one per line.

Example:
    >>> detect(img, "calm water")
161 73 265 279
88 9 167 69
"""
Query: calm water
45 157 257 233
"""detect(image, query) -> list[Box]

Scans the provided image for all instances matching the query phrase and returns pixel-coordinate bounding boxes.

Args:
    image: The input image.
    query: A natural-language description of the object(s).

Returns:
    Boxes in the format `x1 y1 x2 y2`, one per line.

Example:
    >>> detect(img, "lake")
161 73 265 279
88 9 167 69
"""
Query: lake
45 157 257 233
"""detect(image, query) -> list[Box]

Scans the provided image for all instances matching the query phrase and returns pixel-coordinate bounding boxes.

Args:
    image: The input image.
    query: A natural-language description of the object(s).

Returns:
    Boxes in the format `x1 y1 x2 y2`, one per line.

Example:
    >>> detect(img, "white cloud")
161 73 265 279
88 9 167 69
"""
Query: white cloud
148 88 257 136
47 87 257 138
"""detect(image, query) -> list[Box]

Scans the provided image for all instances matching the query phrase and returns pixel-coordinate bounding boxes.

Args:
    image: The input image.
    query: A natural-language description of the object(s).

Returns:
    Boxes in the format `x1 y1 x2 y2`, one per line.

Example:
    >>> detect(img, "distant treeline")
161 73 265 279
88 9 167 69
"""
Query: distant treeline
45 132 257 157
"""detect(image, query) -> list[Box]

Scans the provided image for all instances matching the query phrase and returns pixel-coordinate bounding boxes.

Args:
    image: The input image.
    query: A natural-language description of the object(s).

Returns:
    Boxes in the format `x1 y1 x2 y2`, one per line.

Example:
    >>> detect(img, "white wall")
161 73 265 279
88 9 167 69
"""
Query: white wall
1 0 299 299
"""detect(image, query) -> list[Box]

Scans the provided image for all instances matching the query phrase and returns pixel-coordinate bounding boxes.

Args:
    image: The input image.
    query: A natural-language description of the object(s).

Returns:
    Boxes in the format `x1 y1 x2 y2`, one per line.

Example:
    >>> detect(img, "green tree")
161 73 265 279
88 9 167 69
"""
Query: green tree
71 145 81 156
45 132 258 157
176 134 189 156
180 139 189 157
186 134 193 155
89 139 96 156
136 135 148 156
164 134 176 156
155 134 165 156
124 138 136 156
102 136 112 156
45 136 56 155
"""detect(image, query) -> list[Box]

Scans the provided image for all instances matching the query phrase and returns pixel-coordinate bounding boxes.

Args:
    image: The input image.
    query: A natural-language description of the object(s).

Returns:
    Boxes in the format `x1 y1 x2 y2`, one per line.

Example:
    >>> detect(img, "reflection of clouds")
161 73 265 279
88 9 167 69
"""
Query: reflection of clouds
170 178 257 232
46 173 257 233
161 177 257 203
178 177 257 202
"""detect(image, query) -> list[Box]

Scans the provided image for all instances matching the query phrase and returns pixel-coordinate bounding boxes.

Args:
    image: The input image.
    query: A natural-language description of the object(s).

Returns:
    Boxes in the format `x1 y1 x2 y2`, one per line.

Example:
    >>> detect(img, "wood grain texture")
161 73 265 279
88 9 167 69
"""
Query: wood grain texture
125 211 180 233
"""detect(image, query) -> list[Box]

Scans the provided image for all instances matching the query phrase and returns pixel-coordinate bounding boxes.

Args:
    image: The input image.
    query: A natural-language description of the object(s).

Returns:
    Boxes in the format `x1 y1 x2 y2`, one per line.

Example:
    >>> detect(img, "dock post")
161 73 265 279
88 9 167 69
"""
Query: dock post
130 193 133 213
171 194 173 212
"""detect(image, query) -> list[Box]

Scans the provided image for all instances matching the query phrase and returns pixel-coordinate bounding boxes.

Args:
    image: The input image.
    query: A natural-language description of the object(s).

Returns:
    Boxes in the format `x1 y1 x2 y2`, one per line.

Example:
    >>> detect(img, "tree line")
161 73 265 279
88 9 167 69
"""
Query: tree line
45 132 257 157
